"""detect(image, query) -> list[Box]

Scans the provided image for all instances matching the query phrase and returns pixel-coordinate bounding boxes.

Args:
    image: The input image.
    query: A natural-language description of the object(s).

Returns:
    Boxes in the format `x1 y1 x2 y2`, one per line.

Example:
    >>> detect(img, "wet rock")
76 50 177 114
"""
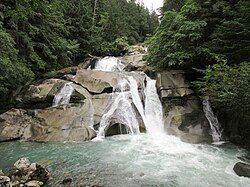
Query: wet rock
0 175 11 187
25 180 43 187
3 158 50 187
237 156 250 164
30 164 49 183
163 97 211 144
14 158 31 172
233 162 250 178
62 178 73 186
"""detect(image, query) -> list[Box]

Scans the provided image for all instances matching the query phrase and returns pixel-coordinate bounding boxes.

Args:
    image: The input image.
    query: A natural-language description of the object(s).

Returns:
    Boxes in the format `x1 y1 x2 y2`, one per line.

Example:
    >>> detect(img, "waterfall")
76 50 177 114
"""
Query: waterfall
94 56 125 72
52 82 74 107
202 99 222 142
127 76 147 125
95 79 140 139
93 56 165 139
144 77 164 134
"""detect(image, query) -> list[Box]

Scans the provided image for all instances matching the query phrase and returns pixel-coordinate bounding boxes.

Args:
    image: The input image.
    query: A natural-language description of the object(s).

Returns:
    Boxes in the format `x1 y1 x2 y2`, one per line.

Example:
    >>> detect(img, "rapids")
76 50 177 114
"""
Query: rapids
0 134 249 187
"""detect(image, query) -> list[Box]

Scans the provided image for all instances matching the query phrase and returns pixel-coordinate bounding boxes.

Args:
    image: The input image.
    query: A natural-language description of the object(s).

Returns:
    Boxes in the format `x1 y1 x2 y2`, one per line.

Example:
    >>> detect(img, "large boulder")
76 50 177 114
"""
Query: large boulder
16 79 68 108
157 71 211 143
233 162 250 178
0 103 96 143
74 69 124 94
32 103 96 142
0 109 40 142
156 71 194 98
121 54 146 71
92 93 111 126
163 97 211 143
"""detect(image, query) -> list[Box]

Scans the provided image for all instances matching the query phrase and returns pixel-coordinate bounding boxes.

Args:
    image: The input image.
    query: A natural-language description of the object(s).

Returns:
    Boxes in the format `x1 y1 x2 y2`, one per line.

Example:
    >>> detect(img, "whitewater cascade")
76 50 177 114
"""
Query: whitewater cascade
96 79 140 138
144 77 164 134
94 57 165 138
202 99 222 142
52 82 74 107
94 56 125 72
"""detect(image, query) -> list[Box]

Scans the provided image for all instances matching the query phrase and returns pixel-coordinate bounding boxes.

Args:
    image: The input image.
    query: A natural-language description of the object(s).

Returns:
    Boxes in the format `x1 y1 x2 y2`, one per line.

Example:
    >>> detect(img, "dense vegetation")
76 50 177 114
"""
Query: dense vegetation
0 0 158 105
147 0 249 121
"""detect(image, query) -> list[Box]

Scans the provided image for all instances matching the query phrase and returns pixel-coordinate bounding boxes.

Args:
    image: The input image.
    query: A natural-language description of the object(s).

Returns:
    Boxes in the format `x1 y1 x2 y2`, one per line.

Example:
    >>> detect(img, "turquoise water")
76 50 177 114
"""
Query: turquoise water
0 134 249 187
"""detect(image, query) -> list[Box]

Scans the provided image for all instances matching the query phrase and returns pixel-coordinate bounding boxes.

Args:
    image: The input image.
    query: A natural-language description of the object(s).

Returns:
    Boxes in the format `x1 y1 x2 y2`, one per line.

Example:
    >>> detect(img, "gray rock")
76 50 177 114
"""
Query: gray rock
29 163 37 172
29 164 49 183
74 69 123 93
0 169 4 176
156 71 194 98
17 79 68 107
233 162 250 177
0 109 41 142
0 176 11 187
25 180 43 187
163 97 211 143
14 158 31 172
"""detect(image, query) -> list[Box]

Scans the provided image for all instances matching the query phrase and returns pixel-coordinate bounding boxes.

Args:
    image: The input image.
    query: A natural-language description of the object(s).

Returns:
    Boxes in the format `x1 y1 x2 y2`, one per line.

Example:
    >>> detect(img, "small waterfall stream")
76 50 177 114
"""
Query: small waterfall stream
203 99 222 142
52 82 74 107
144 77 164 134
96 79 140 139
94 56 125 72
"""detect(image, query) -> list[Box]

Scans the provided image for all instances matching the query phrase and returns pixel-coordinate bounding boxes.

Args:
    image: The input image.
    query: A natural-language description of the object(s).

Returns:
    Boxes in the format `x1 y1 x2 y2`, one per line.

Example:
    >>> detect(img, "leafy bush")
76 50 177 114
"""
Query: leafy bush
194 62 250 118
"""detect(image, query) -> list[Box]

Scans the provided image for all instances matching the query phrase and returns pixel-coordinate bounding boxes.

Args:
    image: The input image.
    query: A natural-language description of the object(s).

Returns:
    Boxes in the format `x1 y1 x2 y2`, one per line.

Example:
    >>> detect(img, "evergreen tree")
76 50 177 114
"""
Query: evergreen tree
0 0 158 106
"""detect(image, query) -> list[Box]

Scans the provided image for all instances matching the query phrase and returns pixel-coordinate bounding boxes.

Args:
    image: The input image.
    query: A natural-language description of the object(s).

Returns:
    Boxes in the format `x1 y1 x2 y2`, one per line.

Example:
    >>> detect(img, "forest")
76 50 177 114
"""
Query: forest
0 0 158 105
0 0 250 186
147 0 250 128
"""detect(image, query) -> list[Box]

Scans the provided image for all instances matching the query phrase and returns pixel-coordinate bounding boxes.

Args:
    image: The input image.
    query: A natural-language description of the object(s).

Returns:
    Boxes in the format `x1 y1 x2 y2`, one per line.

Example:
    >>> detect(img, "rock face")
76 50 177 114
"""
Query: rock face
0 47 212 143
157 71 212 143
218 113 250 148
157 71 194 98
0 58 146 142
0 158 50 187
233 162 250 178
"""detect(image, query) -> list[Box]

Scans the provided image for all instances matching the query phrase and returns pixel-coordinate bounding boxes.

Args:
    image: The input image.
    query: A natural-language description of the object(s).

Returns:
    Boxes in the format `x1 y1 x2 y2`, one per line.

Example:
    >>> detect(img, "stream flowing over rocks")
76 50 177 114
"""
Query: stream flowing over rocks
0 45 249 186
0 46 214 144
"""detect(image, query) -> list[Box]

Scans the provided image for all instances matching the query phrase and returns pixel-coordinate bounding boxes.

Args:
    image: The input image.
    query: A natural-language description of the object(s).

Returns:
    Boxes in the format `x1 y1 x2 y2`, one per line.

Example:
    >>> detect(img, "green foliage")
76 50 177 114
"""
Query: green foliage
147 0 250 69
0 24 34 96
147 4 209 69
0 0 158 106
147 0 250 120
92 0 158 55
162 0 185 12
194 62 250 118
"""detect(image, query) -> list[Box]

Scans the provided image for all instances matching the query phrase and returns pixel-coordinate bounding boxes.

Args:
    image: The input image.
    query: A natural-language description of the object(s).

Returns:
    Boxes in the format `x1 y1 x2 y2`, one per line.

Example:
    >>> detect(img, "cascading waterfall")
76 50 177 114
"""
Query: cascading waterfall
95 79 140 139
202 99 222 142
94 56 125 72
93 56 165 138
144 77 164 134
52 82 74 107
